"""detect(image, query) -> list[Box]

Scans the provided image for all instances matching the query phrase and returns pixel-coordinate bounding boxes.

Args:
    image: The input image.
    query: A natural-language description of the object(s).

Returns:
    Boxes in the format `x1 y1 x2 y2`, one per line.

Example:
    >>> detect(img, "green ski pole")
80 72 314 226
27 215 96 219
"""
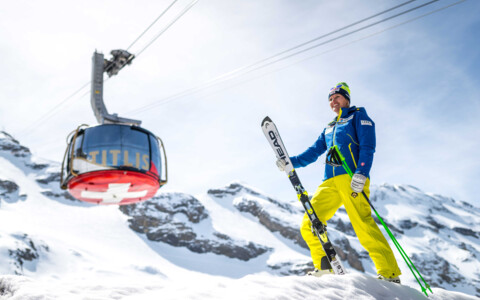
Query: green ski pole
326 145 432 296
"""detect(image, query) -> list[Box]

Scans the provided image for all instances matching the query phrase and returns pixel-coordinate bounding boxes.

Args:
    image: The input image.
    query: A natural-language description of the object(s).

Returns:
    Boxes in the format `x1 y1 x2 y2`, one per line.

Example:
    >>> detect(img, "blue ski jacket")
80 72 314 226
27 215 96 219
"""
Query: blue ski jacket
290 106 376 181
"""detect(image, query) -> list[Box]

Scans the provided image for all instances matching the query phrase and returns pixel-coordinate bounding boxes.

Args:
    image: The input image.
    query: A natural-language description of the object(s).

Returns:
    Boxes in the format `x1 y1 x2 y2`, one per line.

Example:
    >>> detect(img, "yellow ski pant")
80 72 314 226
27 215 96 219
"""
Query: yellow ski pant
300 174 401 278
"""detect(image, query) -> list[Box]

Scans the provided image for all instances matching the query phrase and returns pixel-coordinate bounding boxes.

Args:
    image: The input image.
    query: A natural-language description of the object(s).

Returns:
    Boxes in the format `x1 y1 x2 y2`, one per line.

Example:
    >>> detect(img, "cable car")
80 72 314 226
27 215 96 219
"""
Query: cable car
60 50 167 205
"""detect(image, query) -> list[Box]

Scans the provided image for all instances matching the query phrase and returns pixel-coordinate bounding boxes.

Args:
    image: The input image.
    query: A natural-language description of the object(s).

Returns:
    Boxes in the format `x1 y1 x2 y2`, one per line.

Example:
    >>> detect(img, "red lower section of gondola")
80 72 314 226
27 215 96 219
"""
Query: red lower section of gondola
67 170 160 205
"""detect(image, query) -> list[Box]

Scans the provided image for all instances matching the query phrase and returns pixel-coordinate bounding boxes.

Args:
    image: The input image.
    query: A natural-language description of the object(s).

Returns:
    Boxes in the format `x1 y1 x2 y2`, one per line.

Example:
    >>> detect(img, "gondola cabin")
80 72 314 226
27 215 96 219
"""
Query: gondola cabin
60 124 167 205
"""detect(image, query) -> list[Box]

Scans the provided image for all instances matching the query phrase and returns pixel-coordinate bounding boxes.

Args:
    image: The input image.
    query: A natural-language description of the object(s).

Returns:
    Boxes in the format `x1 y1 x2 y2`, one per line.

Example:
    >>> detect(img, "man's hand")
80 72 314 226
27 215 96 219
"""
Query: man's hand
276 158 287 172
351 173 367 193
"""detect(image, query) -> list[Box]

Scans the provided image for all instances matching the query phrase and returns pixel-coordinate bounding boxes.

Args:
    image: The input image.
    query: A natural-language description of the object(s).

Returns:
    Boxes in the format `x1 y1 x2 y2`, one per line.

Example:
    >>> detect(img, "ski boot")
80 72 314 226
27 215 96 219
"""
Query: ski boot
307 269 333 277
377 274 401 284
307 257 334 277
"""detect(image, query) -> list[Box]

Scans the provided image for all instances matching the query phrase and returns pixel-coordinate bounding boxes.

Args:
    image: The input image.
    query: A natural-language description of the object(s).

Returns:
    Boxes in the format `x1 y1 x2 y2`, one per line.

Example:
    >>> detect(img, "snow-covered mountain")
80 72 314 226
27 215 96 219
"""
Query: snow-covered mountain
0 130 479 300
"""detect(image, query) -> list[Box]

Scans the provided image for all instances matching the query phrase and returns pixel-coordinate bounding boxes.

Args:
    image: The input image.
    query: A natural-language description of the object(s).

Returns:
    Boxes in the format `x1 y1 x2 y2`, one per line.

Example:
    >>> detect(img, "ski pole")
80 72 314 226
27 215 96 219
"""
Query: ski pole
326 145 432 296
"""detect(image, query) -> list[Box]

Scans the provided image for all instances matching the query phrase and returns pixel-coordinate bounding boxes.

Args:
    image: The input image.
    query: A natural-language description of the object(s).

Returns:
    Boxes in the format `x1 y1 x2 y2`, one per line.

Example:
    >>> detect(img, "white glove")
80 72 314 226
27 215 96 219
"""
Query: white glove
276 158 287 171
351 174 367 193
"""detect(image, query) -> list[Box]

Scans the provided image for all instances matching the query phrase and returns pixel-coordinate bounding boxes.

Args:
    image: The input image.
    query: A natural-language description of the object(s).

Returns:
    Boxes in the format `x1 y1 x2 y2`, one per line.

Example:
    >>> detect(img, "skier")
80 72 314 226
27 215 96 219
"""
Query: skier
276 82 401 283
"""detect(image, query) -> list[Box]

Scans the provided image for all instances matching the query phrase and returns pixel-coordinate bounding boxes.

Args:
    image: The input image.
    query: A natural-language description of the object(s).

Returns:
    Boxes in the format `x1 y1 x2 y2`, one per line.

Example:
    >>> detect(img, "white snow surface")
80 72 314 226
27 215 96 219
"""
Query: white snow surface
1 273 478 300
0 131 479 300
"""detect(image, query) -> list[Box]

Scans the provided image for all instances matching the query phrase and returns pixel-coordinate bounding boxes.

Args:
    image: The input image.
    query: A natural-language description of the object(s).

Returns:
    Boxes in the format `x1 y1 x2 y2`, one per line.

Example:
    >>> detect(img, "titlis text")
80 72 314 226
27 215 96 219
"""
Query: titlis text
268 131 286 160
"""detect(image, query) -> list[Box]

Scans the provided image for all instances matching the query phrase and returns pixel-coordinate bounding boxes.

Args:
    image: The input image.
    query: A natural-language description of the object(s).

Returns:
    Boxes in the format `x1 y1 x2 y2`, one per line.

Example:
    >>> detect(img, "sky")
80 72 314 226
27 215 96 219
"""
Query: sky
0 0 479 206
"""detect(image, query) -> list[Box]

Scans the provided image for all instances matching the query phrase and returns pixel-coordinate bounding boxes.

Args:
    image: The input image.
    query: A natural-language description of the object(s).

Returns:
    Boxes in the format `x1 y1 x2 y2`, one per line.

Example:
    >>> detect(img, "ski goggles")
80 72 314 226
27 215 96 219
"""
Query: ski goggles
328 85 343 96
328 84 350 101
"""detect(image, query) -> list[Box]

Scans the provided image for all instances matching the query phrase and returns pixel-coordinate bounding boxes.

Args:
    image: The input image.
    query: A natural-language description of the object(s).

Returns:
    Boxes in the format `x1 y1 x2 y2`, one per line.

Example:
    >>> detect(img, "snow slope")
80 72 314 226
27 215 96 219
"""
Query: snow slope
1 273 479 300
0 131 479 299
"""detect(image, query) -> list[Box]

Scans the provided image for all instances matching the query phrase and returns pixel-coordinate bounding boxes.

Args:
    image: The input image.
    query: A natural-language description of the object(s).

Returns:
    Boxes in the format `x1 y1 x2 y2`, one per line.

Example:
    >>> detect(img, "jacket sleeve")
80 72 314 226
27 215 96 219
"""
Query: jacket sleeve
354 109 376 177
290 131 327 168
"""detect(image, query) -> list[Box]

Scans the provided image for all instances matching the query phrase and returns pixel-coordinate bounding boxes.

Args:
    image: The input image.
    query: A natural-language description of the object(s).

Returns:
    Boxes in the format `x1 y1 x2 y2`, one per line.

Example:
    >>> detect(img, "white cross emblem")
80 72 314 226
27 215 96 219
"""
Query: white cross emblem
81 183 148 204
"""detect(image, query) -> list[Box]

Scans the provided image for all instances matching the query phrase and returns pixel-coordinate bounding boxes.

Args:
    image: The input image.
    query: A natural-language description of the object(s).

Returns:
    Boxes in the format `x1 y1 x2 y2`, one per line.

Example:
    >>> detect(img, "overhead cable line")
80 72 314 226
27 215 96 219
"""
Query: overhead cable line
19 77 113 138
127 0 441 115
16 0 197 139
226 0 440 80
186 0 467 108
17 81 90 137
130 0 419 114
135 0 199 57
203 0 418 86
126 0 179 51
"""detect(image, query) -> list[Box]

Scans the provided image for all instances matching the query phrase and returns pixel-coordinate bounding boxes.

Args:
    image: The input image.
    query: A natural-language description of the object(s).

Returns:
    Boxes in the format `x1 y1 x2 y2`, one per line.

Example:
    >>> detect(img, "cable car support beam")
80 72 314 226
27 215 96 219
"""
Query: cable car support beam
91 50 141 125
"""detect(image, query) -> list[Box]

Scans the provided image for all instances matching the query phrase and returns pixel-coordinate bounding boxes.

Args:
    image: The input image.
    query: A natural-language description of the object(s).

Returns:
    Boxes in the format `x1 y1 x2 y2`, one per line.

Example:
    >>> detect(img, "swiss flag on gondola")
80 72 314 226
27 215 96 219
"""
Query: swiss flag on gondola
67 170 160 205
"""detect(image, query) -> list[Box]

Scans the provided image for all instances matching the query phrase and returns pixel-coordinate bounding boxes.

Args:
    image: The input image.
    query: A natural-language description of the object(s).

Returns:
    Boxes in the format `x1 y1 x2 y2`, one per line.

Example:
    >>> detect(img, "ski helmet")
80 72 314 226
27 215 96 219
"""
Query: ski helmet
328 82 350 102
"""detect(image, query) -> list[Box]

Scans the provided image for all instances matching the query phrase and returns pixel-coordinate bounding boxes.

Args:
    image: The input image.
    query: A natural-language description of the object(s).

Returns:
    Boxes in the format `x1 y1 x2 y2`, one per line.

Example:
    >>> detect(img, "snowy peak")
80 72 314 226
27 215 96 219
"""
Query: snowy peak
208 181 300 214
120 191 271 261
0 131 31 159
371 183 480 239
0 131 50 173
0 131 64 205
370 183 480 295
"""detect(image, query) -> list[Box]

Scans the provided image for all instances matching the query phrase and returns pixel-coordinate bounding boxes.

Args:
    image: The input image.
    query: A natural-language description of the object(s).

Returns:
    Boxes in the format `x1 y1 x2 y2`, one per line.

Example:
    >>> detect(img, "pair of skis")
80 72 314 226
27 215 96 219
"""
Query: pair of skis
261 116 346 275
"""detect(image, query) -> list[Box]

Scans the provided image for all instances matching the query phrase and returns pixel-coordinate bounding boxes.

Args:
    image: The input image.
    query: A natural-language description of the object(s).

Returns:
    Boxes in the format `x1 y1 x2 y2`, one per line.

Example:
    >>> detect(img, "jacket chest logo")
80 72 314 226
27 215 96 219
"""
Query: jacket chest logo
337 115 354 124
